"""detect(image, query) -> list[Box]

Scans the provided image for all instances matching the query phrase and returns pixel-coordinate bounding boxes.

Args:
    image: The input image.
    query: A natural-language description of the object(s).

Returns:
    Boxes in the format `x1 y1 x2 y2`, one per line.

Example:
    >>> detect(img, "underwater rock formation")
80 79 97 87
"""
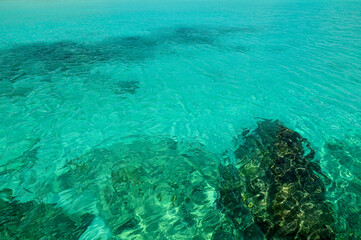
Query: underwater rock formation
0 189 94 239
214 163 264 240
219 120 335 240
51 137 222 239
98 138 222 239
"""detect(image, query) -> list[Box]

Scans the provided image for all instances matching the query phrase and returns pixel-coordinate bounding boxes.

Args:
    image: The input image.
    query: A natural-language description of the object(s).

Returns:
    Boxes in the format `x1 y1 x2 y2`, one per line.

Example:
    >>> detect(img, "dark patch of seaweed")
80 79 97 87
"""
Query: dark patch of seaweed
0 25 256 84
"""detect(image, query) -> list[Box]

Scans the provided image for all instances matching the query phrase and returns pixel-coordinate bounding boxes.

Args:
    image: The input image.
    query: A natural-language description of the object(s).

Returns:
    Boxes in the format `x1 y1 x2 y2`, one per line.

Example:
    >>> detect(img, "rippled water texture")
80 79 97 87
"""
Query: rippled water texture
0 0 361 239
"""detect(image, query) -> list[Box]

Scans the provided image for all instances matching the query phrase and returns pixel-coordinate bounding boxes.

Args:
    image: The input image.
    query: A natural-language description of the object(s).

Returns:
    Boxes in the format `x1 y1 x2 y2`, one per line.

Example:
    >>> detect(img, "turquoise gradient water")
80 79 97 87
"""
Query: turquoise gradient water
0 0 361 239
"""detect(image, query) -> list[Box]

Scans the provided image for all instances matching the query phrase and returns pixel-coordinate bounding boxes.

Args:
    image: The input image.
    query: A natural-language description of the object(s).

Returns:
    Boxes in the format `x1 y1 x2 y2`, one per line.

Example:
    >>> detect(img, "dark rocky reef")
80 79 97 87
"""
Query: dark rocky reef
219 120 335 240
0 189 94 239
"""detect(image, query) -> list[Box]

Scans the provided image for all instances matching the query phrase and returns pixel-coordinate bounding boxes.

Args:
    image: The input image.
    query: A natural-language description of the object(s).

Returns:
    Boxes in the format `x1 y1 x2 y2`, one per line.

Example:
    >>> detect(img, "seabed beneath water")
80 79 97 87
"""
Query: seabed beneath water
1 1 361 239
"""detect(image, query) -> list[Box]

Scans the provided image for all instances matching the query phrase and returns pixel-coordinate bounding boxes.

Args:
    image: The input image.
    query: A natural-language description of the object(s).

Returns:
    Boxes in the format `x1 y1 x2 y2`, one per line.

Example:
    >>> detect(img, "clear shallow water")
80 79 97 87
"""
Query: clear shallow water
0 0 361 239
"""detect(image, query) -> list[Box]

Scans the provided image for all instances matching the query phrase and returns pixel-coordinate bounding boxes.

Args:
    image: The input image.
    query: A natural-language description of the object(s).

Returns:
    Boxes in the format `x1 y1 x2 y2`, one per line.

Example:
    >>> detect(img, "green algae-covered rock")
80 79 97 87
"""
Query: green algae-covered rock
216 163 264 240
219 120 335 240
0 190 94 240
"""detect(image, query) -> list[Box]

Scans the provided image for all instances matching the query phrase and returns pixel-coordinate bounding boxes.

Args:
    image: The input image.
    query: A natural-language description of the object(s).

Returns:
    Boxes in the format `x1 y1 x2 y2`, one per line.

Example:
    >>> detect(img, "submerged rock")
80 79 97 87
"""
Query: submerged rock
219 120 335 240
0 189 94 240
111 80 139 96
98 137 222 239
51 137 222 239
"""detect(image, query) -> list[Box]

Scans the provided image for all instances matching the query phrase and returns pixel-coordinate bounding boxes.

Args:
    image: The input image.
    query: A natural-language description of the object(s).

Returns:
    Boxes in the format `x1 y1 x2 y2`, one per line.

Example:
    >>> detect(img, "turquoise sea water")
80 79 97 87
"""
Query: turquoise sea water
0 0 361 239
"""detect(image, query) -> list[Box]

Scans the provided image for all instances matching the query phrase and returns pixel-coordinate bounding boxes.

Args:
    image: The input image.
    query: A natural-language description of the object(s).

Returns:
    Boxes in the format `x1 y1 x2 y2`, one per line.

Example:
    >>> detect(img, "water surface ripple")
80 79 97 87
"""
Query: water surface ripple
0 0 361 239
